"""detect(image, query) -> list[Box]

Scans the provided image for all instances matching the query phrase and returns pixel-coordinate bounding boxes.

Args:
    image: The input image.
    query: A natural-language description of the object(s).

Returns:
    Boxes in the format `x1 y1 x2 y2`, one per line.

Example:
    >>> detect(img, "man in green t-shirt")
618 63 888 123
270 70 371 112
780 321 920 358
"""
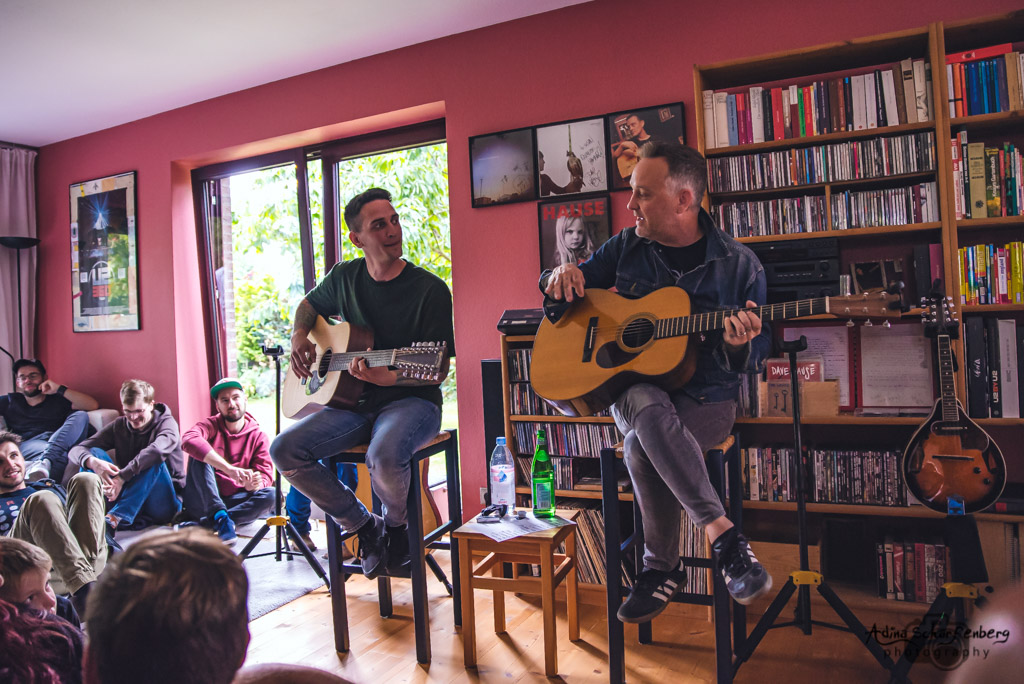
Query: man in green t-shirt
270 188 454 579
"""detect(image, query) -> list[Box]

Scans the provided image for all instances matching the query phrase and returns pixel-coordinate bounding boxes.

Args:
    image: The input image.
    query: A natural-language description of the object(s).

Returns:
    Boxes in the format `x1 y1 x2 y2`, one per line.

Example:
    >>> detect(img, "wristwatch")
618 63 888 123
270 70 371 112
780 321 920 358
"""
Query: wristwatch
56 385 68 397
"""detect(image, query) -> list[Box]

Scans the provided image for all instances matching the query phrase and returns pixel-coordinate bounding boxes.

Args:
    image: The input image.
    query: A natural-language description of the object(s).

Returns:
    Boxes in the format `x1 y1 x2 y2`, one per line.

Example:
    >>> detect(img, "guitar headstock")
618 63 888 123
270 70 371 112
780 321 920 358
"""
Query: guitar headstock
826 290 904 321
395 341 447 381
920 292 959 340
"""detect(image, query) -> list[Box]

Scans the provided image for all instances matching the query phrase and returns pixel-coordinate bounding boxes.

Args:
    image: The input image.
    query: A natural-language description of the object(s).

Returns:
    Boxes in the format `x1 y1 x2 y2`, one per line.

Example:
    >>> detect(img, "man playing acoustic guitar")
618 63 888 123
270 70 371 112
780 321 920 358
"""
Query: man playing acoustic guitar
542 143 772 622
270 187 454 578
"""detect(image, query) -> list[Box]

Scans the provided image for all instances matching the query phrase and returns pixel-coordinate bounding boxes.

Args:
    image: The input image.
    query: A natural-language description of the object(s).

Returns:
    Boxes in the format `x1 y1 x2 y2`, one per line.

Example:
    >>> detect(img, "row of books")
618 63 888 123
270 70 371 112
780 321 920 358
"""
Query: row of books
514 454 577 490
964 316 1023 420
876 537 950 603
830 181 940 230
508 382 560 415
511 421 622 459
706 131 936 194
712 195 826 238
950 134 1023 219
701 58 934 149
945 44 1024 118
742 446 910 506
957 241 1024 305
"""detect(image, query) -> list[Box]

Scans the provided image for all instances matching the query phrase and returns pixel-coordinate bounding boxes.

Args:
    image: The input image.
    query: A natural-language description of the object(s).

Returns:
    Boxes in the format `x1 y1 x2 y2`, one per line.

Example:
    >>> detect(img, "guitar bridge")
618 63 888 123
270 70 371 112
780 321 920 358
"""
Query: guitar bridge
582 316 598 363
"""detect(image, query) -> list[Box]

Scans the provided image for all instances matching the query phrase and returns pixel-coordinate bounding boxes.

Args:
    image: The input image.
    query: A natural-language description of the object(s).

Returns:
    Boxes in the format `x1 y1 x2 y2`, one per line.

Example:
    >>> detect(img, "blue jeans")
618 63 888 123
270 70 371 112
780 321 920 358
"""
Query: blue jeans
88 448 181 528
270 397 440 530
611 384 735 572
182 460 275 527
285 462 358 535
19 411 90 482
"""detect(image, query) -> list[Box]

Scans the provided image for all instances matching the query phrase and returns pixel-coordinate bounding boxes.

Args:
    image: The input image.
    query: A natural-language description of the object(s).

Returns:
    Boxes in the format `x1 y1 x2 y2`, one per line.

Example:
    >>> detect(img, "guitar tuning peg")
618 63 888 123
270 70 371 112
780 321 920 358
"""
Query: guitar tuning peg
846 319 855 327
883 320 891 328
865 319 873 327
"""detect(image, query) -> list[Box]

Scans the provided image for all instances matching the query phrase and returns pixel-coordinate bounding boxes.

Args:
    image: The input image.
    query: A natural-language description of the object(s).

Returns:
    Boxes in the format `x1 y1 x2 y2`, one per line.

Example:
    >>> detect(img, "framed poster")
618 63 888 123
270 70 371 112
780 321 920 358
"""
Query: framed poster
535 117 608 198
69 171 139 331
605 103 686 190
469 127 536 207
537 193 612 272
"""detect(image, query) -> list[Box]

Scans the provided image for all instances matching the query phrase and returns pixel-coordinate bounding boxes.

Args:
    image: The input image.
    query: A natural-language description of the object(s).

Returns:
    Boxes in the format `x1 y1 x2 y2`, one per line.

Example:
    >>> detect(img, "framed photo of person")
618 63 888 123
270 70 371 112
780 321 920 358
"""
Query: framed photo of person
535 117 608 198
69 171 140 332
605 103 686 190
537 193 612 272
469 127 537 207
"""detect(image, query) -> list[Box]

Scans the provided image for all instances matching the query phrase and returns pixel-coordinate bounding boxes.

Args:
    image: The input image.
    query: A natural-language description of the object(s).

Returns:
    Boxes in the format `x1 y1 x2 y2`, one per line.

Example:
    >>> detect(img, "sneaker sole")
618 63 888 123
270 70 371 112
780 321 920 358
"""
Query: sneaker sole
617 575 687 623
730 572 773 606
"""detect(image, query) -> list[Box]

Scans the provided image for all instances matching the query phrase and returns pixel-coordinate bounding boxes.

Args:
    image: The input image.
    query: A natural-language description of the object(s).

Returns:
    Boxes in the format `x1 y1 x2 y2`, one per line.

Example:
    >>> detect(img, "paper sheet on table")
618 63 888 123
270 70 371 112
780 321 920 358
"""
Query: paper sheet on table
783 325 852 408
459 511 574 543
859 323 933 408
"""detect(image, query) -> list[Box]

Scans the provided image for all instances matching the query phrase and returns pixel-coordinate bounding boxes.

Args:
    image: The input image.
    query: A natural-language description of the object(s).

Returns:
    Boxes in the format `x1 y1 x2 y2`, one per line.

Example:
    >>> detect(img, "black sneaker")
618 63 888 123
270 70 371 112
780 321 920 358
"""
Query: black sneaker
385 524 411 576
356 513 388 579
616 559 687 623
104 521 123 556
712 527 772 605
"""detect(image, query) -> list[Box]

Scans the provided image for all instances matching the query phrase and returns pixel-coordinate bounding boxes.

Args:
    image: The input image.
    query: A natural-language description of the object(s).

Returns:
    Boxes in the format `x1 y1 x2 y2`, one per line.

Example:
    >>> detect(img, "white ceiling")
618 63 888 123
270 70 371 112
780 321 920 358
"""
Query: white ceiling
0 0 590 147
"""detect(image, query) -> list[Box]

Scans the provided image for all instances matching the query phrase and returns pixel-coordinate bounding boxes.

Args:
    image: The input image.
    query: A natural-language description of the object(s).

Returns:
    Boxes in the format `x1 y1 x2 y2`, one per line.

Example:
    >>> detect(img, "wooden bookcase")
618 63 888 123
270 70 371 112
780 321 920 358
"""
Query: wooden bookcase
691 12 1024 601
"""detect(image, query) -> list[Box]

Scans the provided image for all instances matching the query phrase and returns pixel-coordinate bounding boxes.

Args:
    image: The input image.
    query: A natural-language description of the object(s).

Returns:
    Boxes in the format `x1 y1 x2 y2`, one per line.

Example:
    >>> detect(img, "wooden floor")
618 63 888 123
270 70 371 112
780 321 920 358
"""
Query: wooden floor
245 557 950 683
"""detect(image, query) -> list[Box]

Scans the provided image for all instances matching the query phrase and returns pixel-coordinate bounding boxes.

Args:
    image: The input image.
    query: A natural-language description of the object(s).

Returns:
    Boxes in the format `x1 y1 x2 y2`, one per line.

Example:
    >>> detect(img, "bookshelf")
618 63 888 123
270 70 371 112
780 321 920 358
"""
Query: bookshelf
693 14 1024 599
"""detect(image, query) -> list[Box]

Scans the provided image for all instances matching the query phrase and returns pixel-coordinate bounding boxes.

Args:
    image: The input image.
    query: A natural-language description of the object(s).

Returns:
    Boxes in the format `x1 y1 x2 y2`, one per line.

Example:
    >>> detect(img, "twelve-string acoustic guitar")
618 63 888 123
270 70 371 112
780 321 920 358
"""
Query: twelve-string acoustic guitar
530 286 903 417
281 316 447 419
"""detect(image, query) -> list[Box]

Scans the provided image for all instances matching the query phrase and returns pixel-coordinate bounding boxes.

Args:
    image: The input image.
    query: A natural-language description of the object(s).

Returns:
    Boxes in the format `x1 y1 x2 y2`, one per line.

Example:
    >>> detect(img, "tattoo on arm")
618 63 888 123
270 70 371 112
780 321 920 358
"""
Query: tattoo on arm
293 299 317 334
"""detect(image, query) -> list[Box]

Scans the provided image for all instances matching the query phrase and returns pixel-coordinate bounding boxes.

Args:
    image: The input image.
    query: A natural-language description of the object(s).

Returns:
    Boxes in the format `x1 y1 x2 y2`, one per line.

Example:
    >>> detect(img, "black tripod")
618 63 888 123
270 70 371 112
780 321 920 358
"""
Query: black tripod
238 343 330 590
731 336 897 678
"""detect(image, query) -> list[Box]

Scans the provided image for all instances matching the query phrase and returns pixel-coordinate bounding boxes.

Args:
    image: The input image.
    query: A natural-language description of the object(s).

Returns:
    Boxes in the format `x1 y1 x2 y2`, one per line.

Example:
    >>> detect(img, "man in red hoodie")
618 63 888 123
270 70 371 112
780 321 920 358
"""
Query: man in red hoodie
180 379 274 544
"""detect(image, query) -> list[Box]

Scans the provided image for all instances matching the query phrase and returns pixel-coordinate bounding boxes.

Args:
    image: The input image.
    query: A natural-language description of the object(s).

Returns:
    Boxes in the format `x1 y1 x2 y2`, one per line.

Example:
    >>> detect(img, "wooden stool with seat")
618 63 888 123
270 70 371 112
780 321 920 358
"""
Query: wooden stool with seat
454 508 581 678
601 433 747 683
322 429 462 665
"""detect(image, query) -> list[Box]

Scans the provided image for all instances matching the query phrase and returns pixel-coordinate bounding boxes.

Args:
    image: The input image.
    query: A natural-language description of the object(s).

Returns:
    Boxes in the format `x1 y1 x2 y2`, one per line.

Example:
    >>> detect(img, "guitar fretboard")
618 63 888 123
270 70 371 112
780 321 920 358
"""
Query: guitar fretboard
654 298 829 338
321 350 397 373
936 334 958 422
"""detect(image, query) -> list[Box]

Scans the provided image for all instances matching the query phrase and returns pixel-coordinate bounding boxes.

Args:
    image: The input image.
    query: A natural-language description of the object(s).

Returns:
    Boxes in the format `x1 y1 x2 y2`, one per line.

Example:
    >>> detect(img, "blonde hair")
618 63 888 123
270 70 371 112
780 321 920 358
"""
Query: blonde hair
119 378 155 405
0 538 51 601
553 214 596 267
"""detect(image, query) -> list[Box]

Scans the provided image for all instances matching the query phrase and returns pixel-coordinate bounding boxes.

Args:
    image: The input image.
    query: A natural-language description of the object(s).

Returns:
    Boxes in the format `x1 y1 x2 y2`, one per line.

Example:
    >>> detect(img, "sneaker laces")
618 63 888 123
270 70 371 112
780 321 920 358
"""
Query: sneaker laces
719 536 754 577
633 567 669 592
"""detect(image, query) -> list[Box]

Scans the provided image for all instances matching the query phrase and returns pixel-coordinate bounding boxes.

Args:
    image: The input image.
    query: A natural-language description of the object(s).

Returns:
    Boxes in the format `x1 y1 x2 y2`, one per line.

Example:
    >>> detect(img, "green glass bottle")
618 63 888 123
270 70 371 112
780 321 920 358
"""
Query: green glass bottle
531 427 555 518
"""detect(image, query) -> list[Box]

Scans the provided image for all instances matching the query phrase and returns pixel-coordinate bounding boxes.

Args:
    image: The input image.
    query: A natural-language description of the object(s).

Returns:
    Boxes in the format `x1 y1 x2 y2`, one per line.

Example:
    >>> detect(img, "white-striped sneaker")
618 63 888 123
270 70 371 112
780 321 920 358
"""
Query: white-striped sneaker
616 559 687 623
712 527 773 605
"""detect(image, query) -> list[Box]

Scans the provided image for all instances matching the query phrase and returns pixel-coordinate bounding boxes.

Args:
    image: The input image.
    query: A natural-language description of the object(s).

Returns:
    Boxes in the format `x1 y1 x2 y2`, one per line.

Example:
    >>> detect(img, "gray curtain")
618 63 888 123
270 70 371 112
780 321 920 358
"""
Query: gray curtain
1 146 38 390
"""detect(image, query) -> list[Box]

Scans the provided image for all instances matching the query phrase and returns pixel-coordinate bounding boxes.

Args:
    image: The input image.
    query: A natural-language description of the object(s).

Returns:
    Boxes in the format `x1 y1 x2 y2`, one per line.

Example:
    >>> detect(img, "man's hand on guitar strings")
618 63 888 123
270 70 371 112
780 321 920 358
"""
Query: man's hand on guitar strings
289 333 317 379
544 263 586 302
723 300 763 350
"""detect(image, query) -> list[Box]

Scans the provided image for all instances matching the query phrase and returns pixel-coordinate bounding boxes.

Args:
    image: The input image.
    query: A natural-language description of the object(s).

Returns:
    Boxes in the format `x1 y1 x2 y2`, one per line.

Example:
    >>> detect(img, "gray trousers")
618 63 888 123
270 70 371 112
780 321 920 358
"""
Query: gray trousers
611 384 735 572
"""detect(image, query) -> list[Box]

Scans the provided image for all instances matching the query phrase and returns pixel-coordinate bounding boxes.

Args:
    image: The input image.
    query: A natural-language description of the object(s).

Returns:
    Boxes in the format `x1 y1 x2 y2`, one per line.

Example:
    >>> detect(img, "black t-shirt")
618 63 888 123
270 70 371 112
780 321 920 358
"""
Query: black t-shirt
0 487 34 536
305 258 455 413
654 234 708 280
0 393 73 440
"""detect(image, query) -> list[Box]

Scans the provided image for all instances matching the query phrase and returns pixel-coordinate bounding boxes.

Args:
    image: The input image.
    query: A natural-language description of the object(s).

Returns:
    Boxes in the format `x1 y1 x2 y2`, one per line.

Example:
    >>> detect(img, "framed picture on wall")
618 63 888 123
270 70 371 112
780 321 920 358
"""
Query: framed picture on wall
535 117 608 198
69 171 140 332
469 127 537 207
537 193 612 272
605 103 686 190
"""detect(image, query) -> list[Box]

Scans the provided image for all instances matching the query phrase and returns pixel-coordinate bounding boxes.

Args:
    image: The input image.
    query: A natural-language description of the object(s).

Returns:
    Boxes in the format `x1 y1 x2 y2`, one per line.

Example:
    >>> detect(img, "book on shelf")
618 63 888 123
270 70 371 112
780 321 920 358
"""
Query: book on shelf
876 536 951 602
945 43 1024 116
951 135 1022 219
958 241 1023 305
964 315 1023 419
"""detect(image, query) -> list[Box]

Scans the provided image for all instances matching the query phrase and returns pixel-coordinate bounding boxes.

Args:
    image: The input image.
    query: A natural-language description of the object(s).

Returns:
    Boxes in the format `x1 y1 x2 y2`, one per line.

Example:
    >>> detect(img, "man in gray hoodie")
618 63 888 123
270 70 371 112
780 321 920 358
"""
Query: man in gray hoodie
69 379 183 541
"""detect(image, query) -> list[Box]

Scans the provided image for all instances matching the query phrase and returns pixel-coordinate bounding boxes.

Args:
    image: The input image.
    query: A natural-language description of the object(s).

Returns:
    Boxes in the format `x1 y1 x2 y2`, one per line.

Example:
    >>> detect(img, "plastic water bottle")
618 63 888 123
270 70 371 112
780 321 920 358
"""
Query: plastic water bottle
531 427 555 518
489 437 515 512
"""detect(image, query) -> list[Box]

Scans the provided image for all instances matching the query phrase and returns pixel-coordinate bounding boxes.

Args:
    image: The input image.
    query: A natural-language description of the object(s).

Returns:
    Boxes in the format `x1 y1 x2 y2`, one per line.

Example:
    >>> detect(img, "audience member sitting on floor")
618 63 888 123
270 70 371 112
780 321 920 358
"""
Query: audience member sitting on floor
0 536 83 626
0 594 85 684
180 378 275 545
68 379 184 545
1 431 105 606
84 527 248 684
0 359 99 482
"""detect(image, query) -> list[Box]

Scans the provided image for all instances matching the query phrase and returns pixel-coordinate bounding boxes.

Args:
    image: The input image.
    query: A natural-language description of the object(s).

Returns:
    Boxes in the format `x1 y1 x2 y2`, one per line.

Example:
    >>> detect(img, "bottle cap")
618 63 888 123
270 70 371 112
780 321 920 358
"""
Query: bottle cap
496 437 506 445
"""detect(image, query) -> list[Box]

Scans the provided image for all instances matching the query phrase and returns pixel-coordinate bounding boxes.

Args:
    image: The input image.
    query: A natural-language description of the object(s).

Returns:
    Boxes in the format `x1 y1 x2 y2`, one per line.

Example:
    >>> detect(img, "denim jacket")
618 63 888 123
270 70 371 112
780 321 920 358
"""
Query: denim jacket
540 209 769 403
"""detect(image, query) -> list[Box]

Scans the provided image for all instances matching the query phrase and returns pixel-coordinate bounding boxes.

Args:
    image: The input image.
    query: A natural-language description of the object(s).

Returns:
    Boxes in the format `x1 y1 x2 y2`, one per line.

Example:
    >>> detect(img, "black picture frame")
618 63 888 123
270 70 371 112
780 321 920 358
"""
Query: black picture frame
537 192 612 273
535 116 608 199
469 127 537 207
605 103 686 190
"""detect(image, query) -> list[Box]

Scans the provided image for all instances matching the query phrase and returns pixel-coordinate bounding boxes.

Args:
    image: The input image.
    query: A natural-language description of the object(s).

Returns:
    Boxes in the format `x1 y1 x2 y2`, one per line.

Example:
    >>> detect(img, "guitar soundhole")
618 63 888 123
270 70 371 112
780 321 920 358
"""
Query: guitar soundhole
317 350 332 377
620 317 655 352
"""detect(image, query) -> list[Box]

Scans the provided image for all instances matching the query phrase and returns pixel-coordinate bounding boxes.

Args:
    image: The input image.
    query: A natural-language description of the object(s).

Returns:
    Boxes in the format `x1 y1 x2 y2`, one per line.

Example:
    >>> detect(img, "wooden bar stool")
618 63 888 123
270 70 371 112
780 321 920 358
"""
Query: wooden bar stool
322 428 462 665
601 433 747 683
455 508 581 678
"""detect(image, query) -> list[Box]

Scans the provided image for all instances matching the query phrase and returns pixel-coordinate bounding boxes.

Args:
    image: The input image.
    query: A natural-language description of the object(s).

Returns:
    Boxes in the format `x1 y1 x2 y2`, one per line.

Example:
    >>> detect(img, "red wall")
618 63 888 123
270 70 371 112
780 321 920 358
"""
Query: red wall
34 0 1021 517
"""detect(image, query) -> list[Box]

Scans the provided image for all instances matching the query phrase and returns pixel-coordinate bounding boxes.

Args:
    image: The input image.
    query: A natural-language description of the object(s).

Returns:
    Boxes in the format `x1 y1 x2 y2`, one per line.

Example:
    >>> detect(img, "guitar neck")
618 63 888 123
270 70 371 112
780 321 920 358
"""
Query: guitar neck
655 297 830 339
936 334 959 422
324 350 397 372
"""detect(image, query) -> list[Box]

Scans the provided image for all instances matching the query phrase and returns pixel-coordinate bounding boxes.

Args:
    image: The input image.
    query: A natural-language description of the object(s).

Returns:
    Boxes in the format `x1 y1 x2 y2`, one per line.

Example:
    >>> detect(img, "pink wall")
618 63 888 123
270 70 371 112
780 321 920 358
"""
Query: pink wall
34 0 1021 517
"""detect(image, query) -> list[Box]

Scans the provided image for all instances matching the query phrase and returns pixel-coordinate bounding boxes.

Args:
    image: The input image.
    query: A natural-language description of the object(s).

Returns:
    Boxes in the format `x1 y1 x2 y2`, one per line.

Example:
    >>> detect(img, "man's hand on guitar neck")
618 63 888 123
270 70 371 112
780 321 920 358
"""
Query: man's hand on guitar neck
723 300 763 351
544 263 586 302
348 351 398 387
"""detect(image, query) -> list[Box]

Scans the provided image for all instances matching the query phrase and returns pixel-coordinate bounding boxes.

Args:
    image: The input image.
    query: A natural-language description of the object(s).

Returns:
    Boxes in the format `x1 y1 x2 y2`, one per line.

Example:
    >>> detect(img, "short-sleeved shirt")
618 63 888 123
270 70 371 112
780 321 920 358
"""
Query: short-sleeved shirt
0 487 34 536
305 258 455 413
0 393 73 440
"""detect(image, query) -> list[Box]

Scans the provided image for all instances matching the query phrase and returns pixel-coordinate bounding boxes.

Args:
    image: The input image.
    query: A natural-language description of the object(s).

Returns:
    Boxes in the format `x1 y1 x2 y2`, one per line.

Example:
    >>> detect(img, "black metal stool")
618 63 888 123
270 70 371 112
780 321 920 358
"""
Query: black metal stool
601 432 747 683
323 428 462 664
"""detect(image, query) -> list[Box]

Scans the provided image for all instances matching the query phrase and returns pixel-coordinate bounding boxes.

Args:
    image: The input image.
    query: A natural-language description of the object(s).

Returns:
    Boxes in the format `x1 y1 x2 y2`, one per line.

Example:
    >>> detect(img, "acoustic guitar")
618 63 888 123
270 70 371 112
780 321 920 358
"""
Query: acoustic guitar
901 295 1006 513
281 316 447 418
530 286 902 417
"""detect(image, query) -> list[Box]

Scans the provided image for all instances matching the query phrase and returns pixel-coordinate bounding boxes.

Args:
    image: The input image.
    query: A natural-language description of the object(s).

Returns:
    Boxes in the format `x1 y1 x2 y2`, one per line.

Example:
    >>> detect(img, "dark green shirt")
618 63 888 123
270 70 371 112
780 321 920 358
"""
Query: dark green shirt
305 258 455 412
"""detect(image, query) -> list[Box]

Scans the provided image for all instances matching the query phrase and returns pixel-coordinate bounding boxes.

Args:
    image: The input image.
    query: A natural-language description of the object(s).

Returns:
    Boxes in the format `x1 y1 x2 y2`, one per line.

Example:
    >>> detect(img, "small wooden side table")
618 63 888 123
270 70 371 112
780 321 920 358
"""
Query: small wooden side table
455 508 581 677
